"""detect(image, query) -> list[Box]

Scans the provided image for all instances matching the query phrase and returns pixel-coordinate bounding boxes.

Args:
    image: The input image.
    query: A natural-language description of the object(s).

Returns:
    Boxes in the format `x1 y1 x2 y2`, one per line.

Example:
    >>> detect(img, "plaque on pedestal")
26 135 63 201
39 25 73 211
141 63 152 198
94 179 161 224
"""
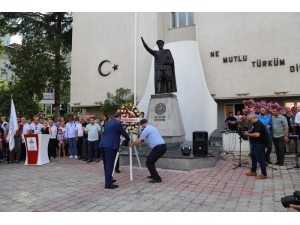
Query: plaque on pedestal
147 93 185 144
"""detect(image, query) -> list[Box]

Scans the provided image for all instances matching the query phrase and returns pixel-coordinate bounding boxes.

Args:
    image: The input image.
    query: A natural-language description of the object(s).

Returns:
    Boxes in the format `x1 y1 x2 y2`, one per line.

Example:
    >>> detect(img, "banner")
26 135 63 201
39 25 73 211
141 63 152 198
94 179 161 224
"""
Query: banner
7 99 18 151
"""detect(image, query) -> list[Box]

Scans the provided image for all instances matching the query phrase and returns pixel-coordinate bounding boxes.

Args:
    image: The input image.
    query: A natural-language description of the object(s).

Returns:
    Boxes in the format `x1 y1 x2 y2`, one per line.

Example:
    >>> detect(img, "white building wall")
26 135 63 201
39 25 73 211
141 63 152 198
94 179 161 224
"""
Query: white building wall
71 12 158 107
195 12 300 99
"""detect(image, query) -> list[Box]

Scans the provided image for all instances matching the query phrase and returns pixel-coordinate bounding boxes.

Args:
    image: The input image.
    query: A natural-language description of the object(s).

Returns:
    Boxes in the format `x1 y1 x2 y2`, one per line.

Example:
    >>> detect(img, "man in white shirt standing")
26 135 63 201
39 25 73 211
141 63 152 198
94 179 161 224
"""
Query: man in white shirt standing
48 120 57 159
21 117 30 161
294 110 300 157
30 116 43 134
75 116 84 160
65 116 78 158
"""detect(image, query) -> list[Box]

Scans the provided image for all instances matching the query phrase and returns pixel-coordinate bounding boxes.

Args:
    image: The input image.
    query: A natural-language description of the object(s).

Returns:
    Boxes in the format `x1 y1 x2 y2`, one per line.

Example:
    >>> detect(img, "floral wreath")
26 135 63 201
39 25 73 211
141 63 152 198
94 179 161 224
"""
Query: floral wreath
118 103 140 134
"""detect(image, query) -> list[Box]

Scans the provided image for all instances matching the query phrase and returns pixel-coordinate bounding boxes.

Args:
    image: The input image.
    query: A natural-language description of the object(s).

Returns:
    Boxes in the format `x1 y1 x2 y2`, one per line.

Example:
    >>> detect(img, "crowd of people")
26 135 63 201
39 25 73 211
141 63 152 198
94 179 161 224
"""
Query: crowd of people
224 106 300 179
0 110 167 189
0 113 115 164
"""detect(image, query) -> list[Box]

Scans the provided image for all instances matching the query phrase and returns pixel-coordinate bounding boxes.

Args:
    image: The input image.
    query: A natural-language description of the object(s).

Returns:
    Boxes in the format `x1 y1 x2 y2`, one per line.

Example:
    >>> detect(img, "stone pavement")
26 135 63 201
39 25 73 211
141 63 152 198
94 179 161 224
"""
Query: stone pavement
0 153 299 212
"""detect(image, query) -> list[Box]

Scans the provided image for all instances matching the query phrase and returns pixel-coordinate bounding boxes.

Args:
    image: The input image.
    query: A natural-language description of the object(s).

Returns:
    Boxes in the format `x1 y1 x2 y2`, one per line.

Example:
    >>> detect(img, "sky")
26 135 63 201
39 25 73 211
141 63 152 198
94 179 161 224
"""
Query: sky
10 34 22 44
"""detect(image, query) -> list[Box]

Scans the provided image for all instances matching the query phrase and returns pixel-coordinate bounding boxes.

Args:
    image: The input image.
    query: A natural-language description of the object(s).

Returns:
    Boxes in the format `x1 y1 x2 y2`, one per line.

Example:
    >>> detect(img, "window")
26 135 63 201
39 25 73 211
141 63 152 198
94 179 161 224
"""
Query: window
284 101 300 111
171 12 194 28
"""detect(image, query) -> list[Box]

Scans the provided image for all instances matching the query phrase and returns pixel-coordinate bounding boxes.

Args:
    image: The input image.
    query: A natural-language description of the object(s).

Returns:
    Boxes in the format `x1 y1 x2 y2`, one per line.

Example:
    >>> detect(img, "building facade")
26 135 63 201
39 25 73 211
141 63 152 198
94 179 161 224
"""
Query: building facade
71 12 300 134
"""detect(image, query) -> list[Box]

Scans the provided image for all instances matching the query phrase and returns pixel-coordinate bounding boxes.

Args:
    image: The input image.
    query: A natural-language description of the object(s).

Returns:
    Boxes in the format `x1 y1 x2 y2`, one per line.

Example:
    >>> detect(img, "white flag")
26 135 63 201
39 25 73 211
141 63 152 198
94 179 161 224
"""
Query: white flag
7 99 18 151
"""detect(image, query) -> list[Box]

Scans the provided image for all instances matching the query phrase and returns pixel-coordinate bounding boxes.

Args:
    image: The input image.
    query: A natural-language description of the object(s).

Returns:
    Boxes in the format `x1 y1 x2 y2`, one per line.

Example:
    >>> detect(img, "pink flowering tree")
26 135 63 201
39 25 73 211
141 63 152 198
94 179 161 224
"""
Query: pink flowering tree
242 99 283 115
237 99 283 130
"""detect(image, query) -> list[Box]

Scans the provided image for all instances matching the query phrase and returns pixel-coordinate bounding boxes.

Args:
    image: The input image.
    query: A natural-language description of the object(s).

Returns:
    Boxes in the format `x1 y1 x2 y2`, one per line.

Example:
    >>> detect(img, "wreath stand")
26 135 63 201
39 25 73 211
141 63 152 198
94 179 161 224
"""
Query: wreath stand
112 135 142 181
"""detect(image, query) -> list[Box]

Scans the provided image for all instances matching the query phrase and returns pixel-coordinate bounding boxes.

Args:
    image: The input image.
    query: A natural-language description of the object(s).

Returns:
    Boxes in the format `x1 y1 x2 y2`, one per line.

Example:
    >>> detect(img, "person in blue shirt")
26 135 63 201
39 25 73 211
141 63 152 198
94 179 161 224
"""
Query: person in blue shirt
129 119 166 183
257 107 272 165
99 112 130 189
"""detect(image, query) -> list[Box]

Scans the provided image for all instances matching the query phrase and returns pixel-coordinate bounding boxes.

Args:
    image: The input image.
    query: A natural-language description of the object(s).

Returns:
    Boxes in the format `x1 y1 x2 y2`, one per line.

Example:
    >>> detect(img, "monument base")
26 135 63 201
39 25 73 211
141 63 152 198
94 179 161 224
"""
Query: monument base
119 144 221 171
147 93 185 145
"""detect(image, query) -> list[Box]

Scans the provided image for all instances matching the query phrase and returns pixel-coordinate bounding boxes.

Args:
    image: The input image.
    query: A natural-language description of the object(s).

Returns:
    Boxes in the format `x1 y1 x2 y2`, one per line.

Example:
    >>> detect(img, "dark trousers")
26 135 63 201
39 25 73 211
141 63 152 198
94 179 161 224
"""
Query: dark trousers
4 142 9 160
77 136 83 158
297 126 300 140
83 138 88 160
146 144 167 180
273 136 285 163
48 138 57 159
265 133 272 160
21 143 26 160
101 147 117 186
250 143 267 176
88 140 99 160
14 137 22 161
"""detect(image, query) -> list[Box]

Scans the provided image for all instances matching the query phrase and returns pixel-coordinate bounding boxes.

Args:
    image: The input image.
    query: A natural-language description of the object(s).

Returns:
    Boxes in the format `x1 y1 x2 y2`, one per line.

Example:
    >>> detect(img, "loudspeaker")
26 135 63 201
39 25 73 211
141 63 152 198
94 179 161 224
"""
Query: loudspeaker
193 131 208 142
193 140 208 156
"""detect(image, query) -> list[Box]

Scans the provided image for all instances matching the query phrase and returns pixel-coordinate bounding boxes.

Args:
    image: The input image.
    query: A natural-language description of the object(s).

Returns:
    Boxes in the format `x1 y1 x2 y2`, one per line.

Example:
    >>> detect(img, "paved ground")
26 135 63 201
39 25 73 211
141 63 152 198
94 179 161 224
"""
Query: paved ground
0 153 299 212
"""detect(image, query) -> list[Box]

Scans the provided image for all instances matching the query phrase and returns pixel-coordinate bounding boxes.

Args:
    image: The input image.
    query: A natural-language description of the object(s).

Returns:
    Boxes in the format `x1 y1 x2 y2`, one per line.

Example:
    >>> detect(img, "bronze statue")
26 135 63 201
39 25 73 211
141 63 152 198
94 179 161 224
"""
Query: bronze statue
141 37 177 94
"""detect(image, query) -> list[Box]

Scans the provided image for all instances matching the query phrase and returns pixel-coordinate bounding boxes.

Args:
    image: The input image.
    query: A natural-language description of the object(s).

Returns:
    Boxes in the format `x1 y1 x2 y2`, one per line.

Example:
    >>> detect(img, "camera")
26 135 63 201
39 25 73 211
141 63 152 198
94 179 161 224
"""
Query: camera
281 190 300 208
237 127 244 137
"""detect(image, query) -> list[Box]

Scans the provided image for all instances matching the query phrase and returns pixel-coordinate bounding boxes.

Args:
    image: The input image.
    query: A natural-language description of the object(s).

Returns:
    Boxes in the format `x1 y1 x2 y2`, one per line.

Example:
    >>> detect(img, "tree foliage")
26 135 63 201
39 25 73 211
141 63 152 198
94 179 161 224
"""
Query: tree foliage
0 80 41 118
0 12 72 117
101 88 134 115
0 41 4 57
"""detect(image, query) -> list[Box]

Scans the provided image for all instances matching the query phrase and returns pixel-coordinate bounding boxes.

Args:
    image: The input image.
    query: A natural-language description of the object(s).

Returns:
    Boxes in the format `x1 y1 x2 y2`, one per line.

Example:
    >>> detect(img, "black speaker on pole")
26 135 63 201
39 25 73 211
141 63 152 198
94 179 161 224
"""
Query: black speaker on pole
193 131 208 156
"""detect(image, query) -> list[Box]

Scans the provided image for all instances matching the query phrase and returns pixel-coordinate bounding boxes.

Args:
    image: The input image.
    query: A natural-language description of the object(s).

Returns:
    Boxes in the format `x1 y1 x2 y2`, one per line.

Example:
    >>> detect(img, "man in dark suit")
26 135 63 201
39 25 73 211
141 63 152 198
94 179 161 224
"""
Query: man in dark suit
98 112 130 189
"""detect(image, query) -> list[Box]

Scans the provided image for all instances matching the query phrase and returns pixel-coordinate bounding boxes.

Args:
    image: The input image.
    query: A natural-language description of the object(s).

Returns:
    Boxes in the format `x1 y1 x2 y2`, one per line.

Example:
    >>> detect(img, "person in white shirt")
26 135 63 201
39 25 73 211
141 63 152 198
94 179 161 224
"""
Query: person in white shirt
234 110 243 121
75 116 84 160
48 120 58 159
65 116 78 158
21 117 31 160
294 110 300 157
29 116 43 134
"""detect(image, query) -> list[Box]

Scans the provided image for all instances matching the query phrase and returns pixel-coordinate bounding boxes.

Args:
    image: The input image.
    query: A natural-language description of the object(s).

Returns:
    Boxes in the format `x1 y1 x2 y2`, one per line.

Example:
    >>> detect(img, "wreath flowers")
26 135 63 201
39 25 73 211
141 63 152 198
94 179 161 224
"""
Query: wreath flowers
118 103 140 134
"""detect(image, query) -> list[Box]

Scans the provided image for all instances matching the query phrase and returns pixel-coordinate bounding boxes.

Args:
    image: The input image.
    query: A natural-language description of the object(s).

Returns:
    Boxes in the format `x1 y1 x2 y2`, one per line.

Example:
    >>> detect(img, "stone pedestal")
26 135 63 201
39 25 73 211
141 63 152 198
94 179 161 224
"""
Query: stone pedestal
147 94 185 144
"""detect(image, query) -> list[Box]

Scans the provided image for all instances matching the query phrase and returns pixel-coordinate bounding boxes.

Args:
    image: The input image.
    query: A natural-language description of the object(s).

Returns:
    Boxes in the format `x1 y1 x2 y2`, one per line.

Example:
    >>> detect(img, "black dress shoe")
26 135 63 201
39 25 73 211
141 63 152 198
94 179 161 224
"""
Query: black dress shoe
278 163 284 166
112 179 116 183
147 176 153 179
83 159 87 161
149 179 162 183
105 184 119 189
115 168 120 173
78 157 82 160
274 162 279 165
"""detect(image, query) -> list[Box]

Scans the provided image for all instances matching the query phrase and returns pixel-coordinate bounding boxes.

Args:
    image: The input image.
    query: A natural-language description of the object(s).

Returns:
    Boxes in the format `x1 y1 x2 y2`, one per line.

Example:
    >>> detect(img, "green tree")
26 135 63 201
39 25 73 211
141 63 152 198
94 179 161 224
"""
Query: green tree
0 41 4 57
0 80 41 118
0 12 72 117
101 88 134 115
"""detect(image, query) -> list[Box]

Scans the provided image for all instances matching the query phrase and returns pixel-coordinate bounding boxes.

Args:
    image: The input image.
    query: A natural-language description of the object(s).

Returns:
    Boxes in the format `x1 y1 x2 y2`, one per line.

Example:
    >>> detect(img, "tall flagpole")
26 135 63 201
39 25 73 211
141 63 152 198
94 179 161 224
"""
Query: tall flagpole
134 12 137 106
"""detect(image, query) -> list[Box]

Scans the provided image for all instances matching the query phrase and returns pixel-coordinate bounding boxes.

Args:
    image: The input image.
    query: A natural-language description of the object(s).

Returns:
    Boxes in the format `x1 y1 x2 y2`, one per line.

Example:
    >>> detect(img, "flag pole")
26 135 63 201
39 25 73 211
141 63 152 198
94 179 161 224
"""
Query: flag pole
11 94 14 163
134 12 137 106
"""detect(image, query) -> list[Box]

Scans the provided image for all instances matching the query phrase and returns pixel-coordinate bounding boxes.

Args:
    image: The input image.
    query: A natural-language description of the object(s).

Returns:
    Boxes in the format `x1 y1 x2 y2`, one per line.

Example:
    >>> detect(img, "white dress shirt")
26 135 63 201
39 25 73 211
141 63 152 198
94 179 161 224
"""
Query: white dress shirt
65 122 76 138
21 123 31 143
75 123 84 137
294 111 300 125
49 125 57 139
22 123 31 135
30 123 43 134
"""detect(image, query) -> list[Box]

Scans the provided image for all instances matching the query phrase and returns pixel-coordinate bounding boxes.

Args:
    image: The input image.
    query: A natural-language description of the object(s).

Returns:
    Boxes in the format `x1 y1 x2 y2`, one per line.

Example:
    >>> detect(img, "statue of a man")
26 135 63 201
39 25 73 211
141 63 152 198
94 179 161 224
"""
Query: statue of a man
141 37 177 94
